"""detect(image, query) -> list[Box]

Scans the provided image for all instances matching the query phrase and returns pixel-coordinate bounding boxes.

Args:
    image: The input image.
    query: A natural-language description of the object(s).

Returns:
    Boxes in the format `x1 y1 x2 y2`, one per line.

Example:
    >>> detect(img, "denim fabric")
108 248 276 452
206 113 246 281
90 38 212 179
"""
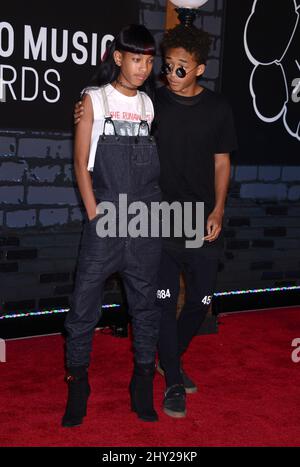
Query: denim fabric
65 131 162 367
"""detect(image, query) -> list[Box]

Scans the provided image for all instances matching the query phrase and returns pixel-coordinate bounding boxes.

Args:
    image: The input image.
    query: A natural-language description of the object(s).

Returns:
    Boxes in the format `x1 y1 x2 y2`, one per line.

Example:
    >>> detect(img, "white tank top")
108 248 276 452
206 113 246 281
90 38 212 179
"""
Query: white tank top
83 84 155 172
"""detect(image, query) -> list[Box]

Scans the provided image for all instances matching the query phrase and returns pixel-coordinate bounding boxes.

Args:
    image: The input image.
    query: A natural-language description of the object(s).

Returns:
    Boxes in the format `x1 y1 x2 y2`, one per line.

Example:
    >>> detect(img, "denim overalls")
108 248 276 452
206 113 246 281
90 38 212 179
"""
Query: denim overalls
65 86 162 367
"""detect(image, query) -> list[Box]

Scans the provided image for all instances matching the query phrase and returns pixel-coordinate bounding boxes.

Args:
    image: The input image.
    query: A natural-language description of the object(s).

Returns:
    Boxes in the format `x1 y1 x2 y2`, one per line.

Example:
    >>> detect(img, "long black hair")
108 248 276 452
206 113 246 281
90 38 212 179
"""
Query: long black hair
88 24 156 100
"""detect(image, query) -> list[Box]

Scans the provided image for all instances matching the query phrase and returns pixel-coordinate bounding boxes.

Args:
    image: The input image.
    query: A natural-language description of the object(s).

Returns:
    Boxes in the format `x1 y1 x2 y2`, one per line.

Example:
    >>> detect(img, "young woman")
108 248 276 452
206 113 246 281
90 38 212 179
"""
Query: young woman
62 24 161 427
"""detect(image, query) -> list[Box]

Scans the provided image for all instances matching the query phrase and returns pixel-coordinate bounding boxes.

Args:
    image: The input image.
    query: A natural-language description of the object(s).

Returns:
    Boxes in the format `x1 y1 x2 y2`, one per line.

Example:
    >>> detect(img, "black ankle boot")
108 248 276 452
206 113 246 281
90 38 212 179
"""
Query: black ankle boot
61 366 91 427
129 362 158 422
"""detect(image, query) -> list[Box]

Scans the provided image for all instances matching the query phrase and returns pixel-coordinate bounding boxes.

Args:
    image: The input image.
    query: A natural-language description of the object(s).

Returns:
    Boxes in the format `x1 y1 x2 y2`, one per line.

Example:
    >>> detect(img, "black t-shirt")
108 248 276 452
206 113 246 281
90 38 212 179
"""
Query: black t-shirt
153 85 237 245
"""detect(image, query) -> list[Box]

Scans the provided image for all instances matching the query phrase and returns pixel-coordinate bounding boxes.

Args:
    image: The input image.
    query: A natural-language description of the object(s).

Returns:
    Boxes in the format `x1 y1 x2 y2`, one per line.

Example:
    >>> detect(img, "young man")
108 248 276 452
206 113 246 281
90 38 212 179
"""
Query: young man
153 25 237 418
74 24 237 420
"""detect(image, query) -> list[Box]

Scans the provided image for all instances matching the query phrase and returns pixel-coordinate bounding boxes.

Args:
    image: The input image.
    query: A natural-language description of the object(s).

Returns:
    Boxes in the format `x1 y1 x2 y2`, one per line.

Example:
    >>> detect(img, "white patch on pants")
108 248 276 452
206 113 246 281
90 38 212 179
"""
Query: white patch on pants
156 289 171 299
202 295 212 305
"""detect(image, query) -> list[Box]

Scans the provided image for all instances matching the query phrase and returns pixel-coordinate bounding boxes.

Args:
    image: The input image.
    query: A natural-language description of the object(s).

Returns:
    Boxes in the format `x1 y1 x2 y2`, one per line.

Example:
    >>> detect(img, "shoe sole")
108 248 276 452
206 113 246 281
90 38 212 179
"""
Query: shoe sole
61 417 84 428
163 407 187 418
157 365 198 394
185 387 198 394
137 414 158 422
131 407 158 422
62 421 83 428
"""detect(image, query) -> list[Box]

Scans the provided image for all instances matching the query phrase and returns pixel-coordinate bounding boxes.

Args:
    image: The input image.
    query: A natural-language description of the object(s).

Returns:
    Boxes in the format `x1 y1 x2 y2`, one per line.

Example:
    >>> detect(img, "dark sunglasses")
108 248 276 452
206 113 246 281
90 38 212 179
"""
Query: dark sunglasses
161 63 187 78
161 63 199 79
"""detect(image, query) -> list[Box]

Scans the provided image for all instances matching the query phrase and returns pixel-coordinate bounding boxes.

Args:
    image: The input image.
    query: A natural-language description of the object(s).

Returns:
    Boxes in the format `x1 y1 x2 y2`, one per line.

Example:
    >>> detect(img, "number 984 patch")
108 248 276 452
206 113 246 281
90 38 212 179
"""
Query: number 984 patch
156 289 171 299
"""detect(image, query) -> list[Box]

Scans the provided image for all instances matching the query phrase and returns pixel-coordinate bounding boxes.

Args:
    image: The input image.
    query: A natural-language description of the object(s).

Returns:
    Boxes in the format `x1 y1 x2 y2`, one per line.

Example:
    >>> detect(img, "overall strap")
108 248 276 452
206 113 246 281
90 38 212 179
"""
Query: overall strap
100 86 111 119
137 92 150 137
101 86 118 136
139 91 147 122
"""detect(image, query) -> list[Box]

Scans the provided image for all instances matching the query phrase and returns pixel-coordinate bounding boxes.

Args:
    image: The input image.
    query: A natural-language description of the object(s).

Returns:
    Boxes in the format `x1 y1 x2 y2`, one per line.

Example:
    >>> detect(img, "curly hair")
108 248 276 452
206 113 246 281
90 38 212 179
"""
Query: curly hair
161 25 211 65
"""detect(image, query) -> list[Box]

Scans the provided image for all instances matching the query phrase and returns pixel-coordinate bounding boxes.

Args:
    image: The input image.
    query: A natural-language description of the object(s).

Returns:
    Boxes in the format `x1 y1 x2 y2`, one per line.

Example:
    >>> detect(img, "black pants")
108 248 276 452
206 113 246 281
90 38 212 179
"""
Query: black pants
65 216 161 368
157 241 221 387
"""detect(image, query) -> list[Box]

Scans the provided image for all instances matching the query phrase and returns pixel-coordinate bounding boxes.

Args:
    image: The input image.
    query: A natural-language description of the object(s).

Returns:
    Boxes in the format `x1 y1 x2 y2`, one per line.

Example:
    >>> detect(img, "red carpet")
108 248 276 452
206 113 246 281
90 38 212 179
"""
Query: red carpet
1 307 300 447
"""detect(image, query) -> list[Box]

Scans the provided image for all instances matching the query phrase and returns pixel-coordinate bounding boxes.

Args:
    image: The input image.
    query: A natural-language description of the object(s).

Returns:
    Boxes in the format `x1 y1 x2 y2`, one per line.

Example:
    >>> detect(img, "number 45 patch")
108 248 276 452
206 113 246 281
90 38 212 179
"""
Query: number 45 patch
202 295 212 305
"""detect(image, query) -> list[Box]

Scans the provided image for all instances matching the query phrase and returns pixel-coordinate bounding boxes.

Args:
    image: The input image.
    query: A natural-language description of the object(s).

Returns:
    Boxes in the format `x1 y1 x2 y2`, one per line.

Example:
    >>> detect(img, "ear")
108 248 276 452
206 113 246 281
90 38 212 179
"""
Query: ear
113 50 122 67
196 64 206 77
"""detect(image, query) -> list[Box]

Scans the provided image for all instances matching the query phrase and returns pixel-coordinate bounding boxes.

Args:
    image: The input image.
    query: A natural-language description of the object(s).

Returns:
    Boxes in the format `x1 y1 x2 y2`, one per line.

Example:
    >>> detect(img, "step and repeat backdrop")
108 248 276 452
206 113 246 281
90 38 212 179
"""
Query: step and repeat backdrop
0 0 139 131
1 0 299 329
222 0 300 164
0 0 140 329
